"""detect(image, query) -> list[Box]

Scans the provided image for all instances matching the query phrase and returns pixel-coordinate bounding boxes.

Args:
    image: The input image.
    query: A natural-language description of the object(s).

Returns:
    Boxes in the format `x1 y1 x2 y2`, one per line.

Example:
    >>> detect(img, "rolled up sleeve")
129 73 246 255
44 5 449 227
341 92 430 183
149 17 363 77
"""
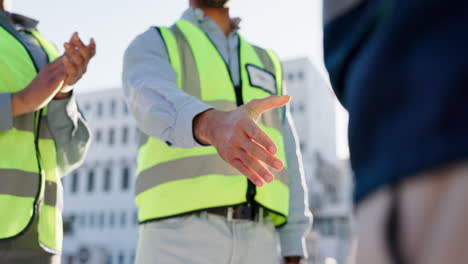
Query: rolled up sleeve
122 28 212 148
0 93 13 132
47 95 91 176
277 94 313 258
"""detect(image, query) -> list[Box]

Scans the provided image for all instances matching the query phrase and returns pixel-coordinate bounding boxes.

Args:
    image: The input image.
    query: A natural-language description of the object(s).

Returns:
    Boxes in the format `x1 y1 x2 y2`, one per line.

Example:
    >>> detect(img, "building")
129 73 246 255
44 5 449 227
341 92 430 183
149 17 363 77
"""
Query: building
61 57 354 264
62 89 140 264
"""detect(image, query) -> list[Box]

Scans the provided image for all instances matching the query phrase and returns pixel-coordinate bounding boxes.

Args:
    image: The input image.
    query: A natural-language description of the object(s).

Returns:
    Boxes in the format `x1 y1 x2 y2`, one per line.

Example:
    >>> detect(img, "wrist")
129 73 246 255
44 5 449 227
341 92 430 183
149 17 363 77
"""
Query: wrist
54 91 72 100
11 90 30 116
193 108 217 145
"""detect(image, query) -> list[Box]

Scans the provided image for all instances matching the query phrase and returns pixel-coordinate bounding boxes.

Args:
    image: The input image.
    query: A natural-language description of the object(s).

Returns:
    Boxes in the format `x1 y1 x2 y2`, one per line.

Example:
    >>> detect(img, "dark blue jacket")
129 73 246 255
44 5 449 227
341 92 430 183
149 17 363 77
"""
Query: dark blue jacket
324 0 468 203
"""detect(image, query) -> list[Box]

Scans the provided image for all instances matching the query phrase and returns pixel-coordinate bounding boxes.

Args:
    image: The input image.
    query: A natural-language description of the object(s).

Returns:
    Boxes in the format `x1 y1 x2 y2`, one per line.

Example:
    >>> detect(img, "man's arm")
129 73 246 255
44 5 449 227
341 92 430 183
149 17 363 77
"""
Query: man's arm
278 99 313 261
122 28 213 148
122 28 289 186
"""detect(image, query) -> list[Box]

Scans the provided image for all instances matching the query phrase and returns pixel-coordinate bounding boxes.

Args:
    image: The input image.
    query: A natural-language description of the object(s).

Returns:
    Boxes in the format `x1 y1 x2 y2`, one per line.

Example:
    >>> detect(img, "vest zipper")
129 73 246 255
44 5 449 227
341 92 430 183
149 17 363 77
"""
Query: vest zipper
34 109 44 209
192 25 257 210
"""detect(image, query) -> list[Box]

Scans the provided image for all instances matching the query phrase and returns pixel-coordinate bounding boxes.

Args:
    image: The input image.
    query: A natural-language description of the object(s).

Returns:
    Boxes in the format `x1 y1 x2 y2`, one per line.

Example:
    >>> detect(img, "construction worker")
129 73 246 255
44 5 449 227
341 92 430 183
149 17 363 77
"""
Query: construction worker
0 0 95 263
123 1 311 263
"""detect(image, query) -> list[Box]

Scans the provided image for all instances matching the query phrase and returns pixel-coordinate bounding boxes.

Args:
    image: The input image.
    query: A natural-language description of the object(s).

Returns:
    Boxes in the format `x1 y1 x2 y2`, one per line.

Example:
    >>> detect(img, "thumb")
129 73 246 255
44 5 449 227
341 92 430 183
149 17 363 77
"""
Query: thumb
244 95 291 119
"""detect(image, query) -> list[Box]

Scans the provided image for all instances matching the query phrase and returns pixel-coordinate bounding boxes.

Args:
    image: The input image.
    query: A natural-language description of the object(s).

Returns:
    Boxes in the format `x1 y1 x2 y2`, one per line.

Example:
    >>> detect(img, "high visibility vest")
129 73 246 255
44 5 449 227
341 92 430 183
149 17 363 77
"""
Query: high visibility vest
0 25 63 252
135 20 290 227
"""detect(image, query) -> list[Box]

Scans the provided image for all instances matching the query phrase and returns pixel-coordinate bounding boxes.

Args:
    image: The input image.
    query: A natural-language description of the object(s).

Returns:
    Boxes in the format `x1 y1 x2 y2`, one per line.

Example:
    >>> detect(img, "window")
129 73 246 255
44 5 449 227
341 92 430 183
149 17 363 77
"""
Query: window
122 127 128 144
95 130 102 143
87 169 95 192
79 214 86 227
103 168 112 192
106 254 113 264
299 103 305 113
123 101 129 115
120 211 126 227
298 71 305 80
288 73 294 81
71 171 79 194
122 167 130 190
135 127 140 143
300 141 307 152
110 100 116 117
109 128 115 146
84 103 91 113
99 212 105 229
97 102 104 118
109 212 115 228
89 212 95 228
118 252 124 264
133 210 138 225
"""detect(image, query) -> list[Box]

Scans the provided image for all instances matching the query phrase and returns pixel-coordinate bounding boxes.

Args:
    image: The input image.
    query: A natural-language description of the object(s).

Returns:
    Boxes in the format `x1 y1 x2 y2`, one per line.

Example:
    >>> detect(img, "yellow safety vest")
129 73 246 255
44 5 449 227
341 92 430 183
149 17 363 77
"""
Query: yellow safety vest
136 20 290 226
0 25 63 252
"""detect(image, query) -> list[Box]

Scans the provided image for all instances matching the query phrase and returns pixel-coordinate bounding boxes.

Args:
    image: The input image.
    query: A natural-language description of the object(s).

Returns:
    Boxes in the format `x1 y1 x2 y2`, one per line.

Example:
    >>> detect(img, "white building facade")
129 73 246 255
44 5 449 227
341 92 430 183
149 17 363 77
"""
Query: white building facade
62 89 140 264
61 57 353 264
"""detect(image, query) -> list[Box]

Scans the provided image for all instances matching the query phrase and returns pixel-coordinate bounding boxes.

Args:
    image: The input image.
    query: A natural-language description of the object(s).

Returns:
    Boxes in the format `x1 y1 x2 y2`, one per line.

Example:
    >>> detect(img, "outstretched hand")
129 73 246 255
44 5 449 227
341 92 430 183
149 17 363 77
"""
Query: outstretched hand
194 95 291 187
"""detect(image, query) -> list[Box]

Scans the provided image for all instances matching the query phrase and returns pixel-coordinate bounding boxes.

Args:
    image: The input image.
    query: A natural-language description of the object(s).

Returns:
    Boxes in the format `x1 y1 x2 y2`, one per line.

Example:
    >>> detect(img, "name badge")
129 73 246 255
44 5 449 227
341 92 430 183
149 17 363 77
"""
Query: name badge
246 65 277 95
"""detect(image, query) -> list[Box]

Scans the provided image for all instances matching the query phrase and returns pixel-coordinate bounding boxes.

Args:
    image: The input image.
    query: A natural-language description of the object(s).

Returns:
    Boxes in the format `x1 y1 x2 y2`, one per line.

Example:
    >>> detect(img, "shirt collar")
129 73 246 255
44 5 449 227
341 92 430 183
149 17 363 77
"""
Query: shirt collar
180 7 241 34
0 11 39 31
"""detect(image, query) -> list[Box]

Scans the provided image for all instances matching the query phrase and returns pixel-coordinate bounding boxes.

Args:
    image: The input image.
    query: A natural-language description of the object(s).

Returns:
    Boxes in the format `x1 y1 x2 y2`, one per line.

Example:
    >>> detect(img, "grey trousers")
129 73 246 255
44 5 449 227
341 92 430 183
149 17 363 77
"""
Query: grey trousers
135 211 281 264
356 161 468 264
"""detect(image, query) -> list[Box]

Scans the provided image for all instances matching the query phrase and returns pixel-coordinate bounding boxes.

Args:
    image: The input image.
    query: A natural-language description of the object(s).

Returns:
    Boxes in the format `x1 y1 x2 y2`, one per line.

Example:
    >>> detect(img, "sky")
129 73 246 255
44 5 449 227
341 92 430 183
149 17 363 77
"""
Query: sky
13 0 325 92
12 0 349 159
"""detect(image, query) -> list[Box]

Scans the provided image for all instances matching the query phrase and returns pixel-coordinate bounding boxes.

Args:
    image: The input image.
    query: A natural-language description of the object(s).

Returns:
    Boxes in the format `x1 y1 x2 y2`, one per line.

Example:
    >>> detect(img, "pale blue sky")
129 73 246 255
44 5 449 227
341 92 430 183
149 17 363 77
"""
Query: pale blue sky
13 0 325 92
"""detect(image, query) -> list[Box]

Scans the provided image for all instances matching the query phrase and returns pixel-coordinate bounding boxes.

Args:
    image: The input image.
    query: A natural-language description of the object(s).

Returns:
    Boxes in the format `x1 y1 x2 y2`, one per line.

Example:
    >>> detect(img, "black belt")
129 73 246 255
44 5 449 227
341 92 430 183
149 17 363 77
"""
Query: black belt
205 204 267 221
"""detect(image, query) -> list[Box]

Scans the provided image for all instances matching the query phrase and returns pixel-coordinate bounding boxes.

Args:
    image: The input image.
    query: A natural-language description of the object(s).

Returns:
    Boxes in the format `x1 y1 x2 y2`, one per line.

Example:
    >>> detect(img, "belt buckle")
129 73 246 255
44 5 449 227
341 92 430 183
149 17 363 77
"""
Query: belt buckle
227 207 235 222
255 207 264 222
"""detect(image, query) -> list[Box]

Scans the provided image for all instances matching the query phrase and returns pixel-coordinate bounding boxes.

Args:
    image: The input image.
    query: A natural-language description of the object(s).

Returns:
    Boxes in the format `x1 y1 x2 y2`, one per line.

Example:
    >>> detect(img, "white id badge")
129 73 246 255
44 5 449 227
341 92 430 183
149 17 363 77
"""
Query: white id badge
246 65 277 95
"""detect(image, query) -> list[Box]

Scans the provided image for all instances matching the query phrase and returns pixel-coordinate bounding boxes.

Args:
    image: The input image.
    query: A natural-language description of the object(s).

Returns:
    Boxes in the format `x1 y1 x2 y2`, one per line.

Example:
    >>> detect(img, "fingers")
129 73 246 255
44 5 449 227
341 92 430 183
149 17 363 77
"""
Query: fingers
243 120 279 156
62 54 78 79
70 32 91 62
64 41 85 64
88 38 96 58
244 95 291 119
230 158 265 187
239 133 283 170
238 149 275 183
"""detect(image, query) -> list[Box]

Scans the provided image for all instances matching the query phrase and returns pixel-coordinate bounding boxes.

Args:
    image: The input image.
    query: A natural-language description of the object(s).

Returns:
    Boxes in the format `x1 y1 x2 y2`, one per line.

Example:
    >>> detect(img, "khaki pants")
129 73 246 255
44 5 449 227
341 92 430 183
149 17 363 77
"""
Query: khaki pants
356 161 468 264
136 211 281 264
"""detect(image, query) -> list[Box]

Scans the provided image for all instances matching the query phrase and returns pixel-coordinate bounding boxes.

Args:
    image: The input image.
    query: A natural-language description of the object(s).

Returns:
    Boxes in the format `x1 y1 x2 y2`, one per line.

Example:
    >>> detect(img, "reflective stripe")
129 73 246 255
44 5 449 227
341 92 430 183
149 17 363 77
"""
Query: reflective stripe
38 117 53 140
136 154 239 195
12 113 35 132
170 25 202 98
43 180 63 211
136 154 289 195
253 46 275 75
0 169 38 198
205 100 237 111
11 111 53 138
